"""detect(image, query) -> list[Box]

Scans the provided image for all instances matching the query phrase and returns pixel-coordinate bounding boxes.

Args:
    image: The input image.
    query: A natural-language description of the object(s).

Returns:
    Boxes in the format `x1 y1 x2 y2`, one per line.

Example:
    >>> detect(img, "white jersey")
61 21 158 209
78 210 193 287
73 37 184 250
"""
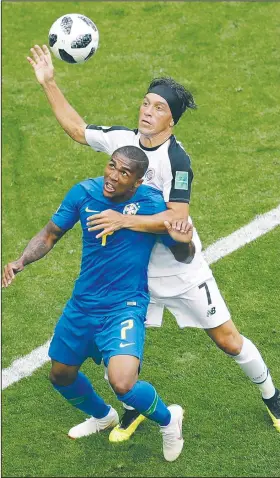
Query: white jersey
85 125 212 292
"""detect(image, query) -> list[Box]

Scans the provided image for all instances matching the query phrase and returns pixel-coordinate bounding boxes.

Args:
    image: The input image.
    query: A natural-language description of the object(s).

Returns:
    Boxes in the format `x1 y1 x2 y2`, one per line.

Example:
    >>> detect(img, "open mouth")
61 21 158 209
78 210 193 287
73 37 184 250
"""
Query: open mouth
104 181 116 193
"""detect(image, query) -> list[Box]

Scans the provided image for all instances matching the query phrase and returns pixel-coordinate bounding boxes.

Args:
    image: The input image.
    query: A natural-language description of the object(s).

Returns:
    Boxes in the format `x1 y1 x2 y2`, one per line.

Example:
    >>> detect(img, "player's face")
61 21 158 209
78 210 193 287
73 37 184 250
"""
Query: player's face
138 93 173 136
103 153 143 202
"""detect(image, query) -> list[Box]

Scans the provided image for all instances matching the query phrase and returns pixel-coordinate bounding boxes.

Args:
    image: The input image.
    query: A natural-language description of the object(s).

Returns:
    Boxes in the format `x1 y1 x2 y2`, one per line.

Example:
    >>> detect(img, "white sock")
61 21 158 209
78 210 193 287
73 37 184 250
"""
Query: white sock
232 336 276 399
122 403 135 410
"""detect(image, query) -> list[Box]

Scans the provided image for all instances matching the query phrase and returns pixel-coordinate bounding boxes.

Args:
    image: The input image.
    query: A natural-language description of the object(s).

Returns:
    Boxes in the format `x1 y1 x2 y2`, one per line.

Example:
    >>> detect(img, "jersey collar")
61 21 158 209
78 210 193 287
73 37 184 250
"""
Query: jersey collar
139 135 173 152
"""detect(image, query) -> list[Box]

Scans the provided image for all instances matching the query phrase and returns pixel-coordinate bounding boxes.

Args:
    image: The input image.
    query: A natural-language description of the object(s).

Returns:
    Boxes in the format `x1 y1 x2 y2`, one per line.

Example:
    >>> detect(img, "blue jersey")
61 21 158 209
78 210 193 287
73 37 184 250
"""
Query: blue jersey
51 177 175 315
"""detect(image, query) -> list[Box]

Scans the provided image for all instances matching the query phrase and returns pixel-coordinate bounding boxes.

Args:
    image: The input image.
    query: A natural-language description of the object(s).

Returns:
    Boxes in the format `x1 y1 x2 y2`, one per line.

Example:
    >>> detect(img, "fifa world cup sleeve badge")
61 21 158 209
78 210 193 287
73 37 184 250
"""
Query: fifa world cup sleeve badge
175 171 189 190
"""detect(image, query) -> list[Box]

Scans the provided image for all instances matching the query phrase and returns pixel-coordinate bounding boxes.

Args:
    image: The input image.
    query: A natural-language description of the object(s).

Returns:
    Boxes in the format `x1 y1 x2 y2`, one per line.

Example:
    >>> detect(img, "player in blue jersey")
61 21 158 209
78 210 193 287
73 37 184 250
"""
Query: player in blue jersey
2 145 196 462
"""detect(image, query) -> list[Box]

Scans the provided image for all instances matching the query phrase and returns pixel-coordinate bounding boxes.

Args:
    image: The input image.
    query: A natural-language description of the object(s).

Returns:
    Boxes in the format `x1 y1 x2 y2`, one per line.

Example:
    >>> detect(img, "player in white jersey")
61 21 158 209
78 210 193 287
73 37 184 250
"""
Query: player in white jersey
27 45 280 439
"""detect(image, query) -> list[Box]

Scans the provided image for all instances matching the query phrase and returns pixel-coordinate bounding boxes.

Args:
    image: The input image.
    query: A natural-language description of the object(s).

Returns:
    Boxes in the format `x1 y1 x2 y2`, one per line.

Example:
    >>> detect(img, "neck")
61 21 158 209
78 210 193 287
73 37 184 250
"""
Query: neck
110 189 136 204
139 128 173 148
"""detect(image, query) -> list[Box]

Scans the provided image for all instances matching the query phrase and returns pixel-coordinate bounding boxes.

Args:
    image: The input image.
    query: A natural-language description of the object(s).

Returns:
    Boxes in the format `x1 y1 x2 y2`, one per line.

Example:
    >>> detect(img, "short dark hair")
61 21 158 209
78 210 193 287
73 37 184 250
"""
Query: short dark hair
112 145 149 178
148 77 197 117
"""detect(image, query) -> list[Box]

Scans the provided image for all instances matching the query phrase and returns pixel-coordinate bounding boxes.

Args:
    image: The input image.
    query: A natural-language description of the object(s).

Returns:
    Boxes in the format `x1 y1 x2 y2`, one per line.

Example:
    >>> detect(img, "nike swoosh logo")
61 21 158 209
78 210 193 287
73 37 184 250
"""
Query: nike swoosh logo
85 207 100 213
119 342 135 348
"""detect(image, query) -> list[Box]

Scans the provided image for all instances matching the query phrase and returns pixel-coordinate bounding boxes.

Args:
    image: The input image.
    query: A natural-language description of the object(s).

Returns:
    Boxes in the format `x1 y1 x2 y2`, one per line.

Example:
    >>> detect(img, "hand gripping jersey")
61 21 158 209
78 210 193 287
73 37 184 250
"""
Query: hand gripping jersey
85 126 213 292
51 177 175 314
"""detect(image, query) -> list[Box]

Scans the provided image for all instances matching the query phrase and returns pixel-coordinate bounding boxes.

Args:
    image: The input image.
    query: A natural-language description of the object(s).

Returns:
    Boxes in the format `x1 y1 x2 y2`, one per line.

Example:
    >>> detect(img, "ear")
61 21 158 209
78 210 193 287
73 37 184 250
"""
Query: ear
170 119 174 127
134 178 143 189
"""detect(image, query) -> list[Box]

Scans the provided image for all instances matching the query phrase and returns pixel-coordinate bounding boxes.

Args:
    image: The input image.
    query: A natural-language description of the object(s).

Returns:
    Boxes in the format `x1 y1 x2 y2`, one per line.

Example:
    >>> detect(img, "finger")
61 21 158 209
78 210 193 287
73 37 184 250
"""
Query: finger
164 220 171 230
171 220 180 230
95 227 114 239
180 222 192 233
86 213 104 224
2 271 11 287
34 44 45 59
184 225 193 235
87 217 108 227
2 275 8 288
42 44 51 57
4 266 14 285
42 46 53 65
88 222 108 232
26 56 36 66
87 224 107 231
30 47 41 63
7 266 15 281
176 220 184 231
171 220 183 231
87 213 104 220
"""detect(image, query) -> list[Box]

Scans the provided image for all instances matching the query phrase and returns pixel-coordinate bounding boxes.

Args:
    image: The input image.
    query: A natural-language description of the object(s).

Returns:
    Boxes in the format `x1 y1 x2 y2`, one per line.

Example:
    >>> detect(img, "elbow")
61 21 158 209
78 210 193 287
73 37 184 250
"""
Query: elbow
170 242 196 264
68 124 87 145
183 242 196 263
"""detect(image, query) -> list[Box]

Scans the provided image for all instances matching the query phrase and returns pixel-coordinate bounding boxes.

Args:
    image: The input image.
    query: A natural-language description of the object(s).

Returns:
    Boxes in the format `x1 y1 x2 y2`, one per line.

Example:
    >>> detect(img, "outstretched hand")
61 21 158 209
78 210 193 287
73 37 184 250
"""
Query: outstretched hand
27 44 54 85
164 220 193 243
2 260 24 288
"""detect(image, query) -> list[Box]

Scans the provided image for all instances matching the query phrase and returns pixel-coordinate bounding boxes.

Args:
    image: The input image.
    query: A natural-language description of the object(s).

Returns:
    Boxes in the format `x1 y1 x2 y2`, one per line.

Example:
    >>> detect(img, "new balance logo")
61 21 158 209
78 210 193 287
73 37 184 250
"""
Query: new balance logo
207 307 216 317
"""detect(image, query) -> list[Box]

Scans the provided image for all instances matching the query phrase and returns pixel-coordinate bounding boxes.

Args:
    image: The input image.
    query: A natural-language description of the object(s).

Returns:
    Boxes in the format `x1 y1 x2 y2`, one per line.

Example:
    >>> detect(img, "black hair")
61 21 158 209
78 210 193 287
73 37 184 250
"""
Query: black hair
112 145 149 178
148 77 197 117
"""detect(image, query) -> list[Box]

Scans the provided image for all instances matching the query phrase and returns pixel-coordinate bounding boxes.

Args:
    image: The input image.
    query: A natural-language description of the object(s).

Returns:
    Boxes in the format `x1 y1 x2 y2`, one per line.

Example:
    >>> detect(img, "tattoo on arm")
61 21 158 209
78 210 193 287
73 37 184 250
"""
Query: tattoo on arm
21 221 66 266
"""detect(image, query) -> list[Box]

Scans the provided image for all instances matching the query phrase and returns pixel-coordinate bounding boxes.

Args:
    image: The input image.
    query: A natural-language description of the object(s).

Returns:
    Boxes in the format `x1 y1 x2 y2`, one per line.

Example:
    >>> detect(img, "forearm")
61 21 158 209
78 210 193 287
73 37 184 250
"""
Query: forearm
41 80 87 144
169 241 196 264
20 230 57 267
122 209 175 233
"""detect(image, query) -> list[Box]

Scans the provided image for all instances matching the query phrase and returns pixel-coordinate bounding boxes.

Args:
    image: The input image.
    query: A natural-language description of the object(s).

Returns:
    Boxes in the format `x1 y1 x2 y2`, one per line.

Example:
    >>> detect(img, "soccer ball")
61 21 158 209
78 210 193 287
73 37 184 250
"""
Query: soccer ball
48 13 99 64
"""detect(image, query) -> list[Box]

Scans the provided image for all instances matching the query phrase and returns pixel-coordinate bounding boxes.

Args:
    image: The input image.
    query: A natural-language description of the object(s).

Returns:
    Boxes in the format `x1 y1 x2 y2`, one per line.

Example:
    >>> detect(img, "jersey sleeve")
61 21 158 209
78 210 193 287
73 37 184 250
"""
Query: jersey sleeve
163 138 194 203
85 125 137 155
51 184 82 231
160 235 177 247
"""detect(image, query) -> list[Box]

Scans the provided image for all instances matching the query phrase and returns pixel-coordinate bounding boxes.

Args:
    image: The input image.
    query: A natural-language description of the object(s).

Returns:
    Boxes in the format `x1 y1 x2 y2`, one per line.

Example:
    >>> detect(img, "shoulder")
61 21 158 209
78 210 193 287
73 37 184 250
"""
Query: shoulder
136 184 164 199
79 177 103 193
135 185 165 211
86 125 138 135
168 135 192 170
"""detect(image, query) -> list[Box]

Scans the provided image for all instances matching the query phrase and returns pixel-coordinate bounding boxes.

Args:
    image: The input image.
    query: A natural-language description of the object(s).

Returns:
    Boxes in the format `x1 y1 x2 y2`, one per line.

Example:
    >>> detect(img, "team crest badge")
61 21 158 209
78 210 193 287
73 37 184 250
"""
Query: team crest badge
144 168 155 182
123 203 140 215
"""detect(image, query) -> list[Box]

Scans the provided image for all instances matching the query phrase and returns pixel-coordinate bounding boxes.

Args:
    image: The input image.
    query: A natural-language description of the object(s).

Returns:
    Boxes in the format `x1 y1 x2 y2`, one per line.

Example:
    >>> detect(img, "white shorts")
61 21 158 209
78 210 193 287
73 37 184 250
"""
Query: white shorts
146 277 231 329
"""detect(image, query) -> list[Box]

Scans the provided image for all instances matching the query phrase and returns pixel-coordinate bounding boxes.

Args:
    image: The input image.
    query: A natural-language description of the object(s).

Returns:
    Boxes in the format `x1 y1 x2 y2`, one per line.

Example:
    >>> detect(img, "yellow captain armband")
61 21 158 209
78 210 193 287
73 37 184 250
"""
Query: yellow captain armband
101 232 114 246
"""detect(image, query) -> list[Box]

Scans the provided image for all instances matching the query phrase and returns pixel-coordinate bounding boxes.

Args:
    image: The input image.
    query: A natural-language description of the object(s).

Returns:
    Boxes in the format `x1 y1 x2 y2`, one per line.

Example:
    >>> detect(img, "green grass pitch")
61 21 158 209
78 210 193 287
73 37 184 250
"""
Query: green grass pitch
2 1 280 477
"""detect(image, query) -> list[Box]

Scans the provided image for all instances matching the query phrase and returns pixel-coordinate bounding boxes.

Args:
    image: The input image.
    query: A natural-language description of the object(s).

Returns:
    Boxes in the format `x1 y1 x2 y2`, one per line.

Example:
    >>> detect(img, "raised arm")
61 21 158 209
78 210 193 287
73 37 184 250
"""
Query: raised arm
27 45 87 144
2 221 66 288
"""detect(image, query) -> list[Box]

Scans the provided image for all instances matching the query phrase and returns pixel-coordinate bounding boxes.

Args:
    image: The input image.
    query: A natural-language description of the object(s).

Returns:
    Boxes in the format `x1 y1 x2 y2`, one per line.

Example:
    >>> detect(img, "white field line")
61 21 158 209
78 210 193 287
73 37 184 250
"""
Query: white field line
2 205 280 391
203 205 280 264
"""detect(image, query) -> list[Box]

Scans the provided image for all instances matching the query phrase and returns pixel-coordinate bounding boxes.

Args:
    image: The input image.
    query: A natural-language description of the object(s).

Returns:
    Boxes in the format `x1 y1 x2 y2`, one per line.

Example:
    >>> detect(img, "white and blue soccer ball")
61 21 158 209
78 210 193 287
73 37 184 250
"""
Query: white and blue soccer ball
48 13 99 64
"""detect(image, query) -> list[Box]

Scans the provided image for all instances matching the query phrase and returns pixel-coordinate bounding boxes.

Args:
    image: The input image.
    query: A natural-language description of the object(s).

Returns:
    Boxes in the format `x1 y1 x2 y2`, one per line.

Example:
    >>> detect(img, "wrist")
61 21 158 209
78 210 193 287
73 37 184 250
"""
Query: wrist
16 257 25 269
122 214 136 229
41 78 56 89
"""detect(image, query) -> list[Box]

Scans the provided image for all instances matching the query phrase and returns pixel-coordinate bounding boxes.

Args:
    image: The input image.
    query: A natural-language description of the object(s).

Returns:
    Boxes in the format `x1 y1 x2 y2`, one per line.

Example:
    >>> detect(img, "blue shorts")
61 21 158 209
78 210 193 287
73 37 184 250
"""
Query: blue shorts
48 300 146 367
